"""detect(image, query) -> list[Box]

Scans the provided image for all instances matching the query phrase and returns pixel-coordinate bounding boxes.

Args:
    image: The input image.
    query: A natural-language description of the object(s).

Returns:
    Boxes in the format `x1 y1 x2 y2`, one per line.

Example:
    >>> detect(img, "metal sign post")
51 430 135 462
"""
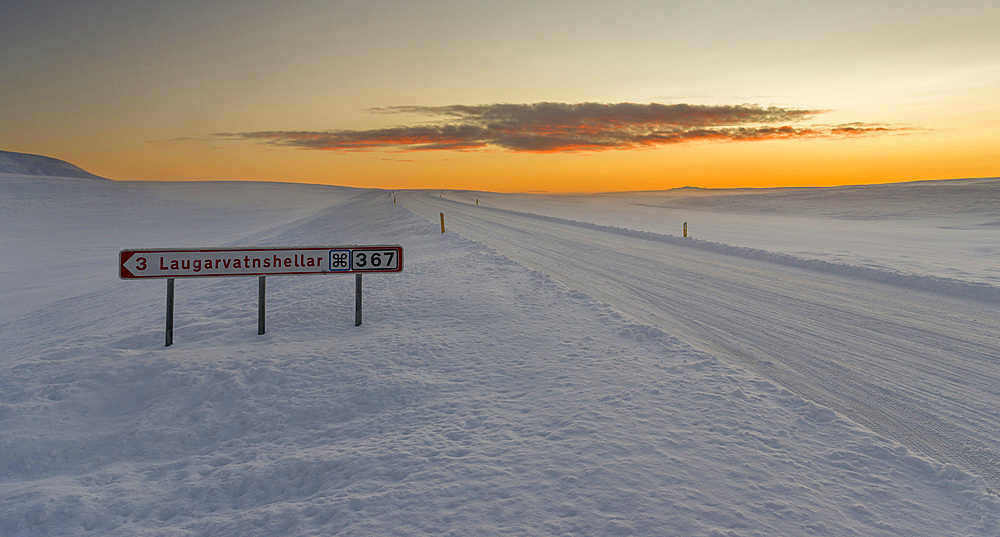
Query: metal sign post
165 278 175 347
258 276 266 335
120 245 403 345
355 274 363 326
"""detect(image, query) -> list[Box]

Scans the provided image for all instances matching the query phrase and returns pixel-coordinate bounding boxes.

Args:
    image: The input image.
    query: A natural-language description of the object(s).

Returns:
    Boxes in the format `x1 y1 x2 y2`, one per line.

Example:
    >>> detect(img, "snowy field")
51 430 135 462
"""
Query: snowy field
2 161 999 535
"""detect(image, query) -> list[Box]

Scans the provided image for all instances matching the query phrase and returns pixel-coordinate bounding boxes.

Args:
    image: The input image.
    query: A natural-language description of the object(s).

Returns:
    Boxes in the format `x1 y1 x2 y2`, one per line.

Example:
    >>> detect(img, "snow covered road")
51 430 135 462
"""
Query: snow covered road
400 191 1000 494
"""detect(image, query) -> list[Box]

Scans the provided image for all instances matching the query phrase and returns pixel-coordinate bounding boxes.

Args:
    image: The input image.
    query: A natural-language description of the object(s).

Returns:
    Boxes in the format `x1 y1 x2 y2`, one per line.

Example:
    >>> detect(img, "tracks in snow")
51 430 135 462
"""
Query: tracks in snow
400 192 1000 494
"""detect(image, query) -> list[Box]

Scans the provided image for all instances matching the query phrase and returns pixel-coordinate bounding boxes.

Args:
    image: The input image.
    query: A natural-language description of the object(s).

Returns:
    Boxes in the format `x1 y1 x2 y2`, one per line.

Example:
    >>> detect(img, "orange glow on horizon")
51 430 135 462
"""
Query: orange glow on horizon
71 126 997 195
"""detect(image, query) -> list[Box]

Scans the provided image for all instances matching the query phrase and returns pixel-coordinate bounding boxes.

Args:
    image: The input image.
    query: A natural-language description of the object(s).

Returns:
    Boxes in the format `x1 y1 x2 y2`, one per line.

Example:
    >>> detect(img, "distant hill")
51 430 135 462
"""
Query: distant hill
0 150 107 180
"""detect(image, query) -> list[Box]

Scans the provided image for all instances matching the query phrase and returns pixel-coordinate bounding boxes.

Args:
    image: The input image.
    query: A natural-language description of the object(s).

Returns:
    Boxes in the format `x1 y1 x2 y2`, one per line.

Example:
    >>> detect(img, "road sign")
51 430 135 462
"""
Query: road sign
119 246 403 279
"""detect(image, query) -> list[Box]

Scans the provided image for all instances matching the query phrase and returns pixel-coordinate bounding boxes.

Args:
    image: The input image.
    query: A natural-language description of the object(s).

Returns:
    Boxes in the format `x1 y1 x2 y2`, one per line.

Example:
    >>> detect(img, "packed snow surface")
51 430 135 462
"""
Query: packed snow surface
2 170 999 536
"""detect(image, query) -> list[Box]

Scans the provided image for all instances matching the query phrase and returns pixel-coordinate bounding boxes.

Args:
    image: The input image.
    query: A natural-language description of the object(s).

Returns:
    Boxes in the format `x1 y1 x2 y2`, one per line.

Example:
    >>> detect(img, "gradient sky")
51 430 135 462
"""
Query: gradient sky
2 0 998 192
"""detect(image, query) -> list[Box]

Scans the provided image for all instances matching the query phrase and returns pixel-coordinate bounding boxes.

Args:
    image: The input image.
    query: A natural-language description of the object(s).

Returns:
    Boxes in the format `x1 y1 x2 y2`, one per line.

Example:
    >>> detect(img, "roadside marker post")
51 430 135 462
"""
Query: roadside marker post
440 212 446 233
120 245 403 346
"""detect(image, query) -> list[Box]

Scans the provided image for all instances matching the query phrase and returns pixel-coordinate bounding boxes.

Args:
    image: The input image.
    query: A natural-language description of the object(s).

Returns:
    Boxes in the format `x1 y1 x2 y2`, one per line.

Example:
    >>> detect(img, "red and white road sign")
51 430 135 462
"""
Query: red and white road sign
119 246 403 279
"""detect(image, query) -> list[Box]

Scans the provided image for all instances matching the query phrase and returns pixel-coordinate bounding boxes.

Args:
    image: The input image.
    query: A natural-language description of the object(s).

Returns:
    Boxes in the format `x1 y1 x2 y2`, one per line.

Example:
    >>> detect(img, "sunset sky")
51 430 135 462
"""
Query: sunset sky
2 0 998 192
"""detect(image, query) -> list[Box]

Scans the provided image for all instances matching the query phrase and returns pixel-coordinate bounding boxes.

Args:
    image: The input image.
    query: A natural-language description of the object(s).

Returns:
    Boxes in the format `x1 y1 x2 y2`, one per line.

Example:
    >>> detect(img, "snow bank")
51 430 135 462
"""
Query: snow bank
0 176 353 322
445 193 1000 304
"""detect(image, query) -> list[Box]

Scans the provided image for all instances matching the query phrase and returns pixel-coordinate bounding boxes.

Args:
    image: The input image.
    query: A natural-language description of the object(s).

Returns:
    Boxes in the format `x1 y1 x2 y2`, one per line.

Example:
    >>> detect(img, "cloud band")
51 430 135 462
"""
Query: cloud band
218 102 902 153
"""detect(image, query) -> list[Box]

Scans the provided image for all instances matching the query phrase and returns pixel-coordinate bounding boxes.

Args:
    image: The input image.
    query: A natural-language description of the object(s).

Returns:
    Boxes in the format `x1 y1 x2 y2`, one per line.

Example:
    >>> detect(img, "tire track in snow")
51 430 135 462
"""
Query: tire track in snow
400 192 1000 494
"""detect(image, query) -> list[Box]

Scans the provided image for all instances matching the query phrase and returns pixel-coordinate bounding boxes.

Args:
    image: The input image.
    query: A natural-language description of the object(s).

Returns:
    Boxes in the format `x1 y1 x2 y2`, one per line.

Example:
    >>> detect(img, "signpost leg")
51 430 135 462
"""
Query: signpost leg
258 276 266 335
165 278 174 347
355 273 363 326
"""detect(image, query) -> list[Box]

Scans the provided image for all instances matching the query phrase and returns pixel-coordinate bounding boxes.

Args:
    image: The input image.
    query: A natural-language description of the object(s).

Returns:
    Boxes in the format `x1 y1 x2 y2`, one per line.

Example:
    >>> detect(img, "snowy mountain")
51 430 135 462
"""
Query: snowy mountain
0 149 107 180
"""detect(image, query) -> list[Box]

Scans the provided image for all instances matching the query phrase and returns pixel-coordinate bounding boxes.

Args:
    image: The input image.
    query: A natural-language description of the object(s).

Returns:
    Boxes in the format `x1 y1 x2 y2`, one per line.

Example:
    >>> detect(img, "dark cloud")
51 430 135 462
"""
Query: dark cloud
373 102 822 128
218 102 903 153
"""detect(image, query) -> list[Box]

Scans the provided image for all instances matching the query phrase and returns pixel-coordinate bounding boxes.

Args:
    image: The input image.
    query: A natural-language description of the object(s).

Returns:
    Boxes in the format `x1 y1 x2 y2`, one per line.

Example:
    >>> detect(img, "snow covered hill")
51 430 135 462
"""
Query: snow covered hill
0 150 107 180
2 173 998 536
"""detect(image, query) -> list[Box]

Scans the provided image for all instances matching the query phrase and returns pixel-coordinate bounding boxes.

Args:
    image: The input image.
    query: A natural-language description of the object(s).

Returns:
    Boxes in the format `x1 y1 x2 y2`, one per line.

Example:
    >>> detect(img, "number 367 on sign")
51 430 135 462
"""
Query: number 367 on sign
328 247 402 272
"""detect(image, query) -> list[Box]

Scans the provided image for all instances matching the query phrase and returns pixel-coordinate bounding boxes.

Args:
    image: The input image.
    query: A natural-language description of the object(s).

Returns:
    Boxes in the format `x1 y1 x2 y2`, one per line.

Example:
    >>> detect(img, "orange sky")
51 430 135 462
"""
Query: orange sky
1 1 998 192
